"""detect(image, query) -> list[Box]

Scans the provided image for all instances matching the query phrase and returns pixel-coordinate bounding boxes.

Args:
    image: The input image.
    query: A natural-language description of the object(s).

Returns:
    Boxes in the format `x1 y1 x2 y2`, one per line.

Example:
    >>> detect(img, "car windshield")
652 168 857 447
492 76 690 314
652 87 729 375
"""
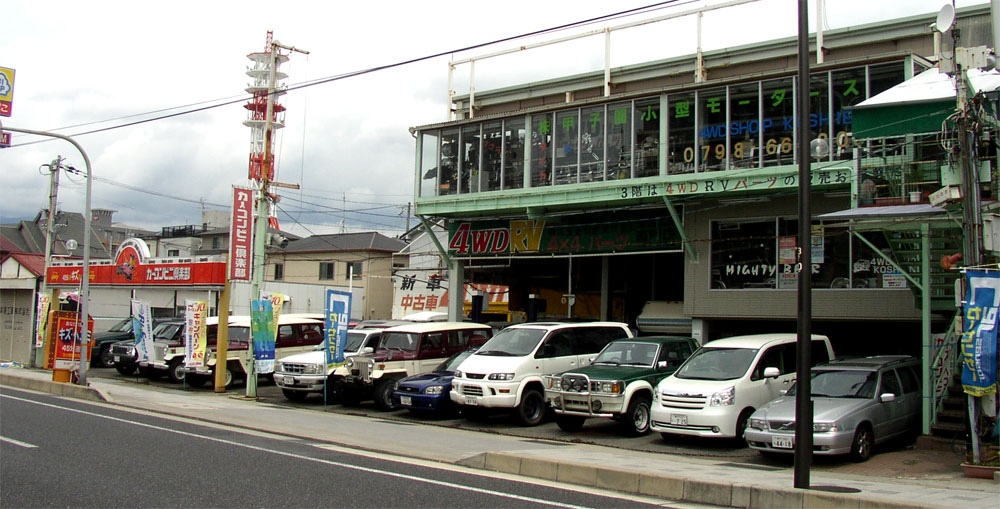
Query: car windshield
380 332 419 352
345 331 372 352
153 323 181 341
228 326 250 345
475 328 546 357
593 341 659 367
435 349 477 372
674 347 758 381
788 369 878 398
107 318 132 333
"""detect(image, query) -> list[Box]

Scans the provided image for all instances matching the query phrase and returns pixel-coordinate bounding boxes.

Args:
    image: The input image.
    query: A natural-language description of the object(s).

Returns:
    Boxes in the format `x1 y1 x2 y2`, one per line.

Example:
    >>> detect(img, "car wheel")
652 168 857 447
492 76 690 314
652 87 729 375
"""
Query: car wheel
97 346 115 369
115 363 137 376
212 366 234 388
374 379 397 411
850 425 873 462
323 376 341 404
282 389 308 401
517 389 545 426
734 408 754 446
167 359 186 383
186 374 207 388
556 415 585 432
621 395 652 436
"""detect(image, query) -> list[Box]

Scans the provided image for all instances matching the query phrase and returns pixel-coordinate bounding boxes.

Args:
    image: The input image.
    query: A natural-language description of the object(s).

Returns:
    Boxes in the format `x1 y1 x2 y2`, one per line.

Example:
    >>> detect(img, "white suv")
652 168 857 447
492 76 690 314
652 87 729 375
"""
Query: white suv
650 333 835 443
273 328 383 402
450 322 633 426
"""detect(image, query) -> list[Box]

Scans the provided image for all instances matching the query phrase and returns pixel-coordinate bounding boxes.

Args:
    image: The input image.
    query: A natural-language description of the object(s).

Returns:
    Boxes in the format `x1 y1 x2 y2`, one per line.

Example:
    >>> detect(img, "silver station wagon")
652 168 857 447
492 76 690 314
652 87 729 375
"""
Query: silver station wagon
745 355 922 462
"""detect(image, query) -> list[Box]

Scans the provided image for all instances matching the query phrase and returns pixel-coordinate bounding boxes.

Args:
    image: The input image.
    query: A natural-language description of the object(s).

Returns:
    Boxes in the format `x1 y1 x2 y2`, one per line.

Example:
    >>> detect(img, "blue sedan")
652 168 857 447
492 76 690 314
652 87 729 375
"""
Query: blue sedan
392 348 477 414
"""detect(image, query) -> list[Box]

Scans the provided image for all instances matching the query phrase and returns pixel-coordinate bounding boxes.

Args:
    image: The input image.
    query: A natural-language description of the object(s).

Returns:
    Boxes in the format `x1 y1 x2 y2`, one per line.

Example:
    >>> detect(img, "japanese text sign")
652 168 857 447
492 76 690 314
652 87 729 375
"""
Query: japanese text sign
324 290 352 370
962 271 999 396
184 300 208 368
230 186 254 281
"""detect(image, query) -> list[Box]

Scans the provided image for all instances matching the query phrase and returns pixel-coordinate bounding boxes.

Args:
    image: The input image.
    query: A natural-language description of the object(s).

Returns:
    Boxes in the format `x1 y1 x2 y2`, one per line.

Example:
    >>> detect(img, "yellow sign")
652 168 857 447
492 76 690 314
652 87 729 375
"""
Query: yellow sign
0 66 14 117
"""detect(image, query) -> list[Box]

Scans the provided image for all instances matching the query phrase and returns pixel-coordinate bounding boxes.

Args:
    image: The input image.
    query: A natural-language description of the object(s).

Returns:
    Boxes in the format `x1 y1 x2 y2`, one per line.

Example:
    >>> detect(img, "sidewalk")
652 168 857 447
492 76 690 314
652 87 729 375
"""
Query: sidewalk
2 366 997 508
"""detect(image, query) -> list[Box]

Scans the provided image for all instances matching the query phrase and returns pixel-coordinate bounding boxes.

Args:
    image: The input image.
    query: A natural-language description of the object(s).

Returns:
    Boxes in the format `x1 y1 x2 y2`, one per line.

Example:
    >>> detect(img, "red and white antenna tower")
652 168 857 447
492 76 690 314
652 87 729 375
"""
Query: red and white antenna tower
244 31 289 182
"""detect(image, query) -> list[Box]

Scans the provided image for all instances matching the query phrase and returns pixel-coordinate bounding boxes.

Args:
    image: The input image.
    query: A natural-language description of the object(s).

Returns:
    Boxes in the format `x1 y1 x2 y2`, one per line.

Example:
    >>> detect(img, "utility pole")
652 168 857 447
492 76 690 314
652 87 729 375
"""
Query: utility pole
33 156 63 368
247 36 308 399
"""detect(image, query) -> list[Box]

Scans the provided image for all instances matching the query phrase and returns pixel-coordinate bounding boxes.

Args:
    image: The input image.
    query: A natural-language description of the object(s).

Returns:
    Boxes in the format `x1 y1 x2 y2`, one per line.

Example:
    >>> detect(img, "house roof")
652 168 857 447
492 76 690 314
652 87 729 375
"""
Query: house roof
274 232 407 254
4 252 46 277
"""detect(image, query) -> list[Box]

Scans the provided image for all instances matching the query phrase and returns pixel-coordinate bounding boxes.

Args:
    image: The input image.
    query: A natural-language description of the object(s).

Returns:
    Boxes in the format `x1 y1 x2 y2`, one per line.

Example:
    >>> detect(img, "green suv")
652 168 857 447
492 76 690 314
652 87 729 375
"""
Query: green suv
544 336 698 436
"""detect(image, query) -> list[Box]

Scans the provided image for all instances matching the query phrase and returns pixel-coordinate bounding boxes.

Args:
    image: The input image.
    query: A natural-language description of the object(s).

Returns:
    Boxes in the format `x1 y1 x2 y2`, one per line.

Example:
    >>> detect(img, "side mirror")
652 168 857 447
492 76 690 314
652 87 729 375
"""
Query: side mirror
879 393 896 403
360 347 374 355
763 367 780 379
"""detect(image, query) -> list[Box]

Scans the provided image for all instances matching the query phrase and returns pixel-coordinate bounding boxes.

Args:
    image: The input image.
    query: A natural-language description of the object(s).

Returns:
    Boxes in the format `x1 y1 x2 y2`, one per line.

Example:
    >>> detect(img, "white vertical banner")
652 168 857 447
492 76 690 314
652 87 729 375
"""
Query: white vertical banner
130 300 154 362
184 300 208 368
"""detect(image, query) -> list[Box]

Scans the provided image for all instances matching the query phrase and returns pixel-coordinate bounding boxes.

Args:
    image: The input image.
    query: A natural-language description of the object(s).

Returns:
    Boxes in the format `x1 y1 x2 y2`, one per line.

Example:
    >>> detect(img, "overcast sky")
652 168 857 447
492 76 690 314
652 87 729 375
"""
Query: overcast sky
0 0 989 238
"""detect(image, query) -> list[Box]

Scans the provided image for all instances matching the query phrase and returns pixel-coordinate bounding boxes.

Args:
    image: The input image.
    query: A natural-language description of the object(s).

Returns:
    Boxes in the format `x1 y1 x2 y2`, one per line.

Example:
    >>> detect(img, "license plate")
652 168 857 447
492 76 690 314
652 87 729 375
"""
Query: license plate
283 376 294 385
772 435 794 449
670 414 687 426
400 396 412 407
465 397 480 406
113 356 120 362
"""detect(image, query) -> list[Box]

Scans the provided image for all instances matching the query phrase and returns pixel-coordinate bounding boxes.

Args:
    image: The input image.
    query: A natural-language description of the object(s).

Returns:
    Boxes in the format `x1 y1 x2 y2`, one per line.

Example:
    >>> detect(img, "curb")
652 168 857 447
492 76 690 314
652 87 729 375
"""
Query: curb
457 451 947 509
0 372 111 403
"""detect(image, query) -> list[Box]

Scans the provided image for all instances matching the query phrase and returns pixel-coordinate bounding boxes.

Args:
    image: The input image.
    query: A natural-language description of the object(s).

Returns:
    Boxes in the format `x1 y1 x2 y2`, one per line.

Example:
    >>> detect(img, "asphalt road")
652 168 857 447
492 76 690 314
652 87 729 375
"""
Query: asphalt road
1 387 670 508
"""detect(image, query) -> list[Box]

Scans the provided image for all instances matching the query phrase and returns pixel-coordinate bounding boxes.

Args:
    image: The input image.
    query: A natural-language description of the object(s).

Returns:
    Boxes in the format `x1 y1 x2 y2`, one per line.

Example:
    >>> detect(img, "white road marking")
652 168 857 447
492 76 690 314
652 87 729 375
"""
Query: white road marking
1 393 595 508
0 435 38 448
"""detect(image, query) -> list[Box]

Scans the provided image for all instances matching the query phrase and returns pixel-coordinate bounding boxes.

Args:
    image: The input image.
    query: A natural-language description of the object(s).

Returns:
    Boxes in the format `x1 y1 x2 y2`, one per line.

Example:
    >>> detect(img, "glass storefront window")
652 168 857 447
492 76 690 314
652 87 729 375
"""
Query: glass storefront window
531 113 553 187
832 67 866 161
440 128 459 195
419 131 438 198
503 117 526 190
460 125 480 194
776 220 850 289
554 109 579 185
852 231 904 289
761 78 795 167
729 83 760 170
868 62 905 98
607 101 632 180
580 105 605 182
698 88 727 172
809 72 830 162
667 94 694 174
636 97 661 176
482 121 502 192
710 220 777 289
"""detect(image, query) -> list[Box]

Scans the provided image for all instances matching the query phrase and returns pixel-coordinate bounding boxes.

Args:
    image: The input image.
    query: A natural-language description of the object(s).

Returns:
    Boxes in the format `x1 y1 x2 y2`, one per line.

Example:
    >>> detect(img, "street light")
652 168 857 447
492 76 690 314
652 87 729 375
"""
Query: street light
3 126 94 386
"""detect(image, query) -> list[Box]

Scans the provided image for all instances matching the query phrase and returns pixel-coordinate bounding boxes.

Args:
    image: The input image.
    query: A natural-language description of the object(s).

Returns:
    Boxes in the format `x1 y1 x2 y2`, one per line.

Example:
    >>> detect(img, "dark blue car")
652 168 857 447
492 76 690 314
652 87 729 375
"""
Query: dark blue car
392 348 477 414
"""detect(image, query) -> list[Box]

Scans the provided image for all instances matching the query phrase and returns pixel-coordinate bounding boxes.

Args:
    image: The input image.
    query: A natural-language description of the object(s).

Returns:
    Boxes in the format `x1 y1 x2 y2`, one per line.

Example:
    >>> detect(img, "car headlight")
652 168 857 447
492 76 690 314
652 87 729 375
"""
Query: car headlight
275 362 285 372
813 422 838 432
305 364 324 375
597 381 624 394
709 386 735 406
346 358 354 369
488 373 515 381
454 370 463 379
425 385 445 395
750 417 767 430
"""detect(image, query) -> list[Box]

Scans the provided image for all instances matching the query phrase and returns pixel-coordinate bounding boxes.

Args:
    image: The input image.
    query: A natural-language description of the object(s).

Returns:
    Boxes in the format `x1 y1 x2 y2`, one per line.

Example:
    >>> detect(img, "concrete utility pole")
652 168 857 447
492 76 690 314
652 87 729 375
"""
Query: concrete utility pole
247 37 308 399
32 156 63 368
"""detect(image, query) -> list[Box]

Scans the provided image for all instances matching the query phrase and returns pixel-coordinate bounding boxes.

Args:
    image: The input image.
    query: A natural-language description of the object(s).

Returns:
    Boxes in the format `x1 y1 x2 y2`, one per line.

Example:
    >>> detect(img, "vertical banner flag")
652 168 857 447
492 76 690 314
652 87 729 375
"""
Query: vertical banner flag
34 294 50 348
250 299 276 374
184 300 208 368
324 289 352 371
962 270 1000 396
229 186 254 281
261 292 285 347
131 299 154 362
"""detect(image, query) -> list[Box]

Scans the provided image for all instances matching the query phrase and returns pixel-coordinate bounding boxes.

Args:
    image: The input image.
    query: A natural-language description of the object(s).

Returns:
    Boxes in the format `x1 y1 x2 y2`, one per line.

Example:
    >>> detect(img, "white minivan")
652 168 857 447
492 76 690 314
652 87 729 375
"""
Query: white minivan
649 333 835 443
450 322 633 426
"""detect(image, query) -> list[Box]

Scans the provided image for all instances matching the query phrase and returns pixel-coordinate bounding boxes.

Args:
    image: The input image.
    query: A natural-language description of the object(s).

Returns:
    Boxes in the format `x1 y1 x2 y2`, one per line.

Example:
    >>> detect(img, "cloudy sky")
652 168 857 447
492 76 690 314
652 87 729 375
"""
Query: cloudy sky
0 0 989 238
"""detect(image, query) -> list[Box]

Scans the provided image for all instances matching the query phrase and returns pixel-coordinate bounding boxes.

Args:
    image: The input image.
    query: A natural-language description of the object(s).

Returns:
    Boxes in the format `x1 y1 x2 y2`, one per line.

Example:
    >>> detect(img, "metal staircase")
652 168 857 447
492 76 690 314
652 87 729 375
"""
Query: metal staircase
883 224 963 311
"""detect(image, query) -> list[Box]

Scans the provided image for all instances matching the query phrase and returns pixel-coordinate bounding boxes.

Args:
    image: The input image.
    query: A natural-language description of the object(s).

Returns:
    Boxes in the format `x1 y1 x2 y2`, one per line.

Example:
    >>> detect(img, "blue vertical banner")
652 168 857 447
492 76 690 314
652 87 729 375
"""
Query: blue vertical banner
962 271 1000 396
130 299 153 362
324 290 352 371
250 299 276 374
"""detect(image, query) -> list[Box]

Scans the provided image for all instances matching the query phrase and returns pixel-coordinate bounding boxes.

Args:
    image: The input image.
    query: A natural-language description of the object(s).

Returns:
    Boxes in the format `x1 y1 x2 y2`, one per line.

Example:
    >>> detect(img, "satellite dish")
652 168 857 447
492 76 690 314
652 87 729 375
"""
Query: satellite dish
809 138 830 159
935 3 955 33
65 239 78 251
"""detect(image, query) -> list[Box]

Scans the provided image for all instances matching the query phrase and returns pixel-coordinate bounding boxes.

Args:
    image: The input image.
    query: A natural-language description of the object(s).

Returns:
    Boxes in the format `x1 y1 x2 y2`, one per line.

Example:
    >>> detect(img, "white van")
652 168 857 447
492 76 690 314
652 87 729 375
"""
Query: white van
649 333 835 442
450 322 633 426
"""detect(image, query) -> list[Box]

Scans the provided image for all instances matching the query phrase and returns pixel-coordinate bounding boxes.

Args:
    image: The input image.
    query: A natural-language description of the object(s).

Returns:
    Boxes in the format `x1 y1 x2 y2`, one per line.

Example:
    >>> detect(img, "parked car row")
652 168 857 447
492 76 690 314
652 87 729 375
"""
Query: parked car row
102 318 921 462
